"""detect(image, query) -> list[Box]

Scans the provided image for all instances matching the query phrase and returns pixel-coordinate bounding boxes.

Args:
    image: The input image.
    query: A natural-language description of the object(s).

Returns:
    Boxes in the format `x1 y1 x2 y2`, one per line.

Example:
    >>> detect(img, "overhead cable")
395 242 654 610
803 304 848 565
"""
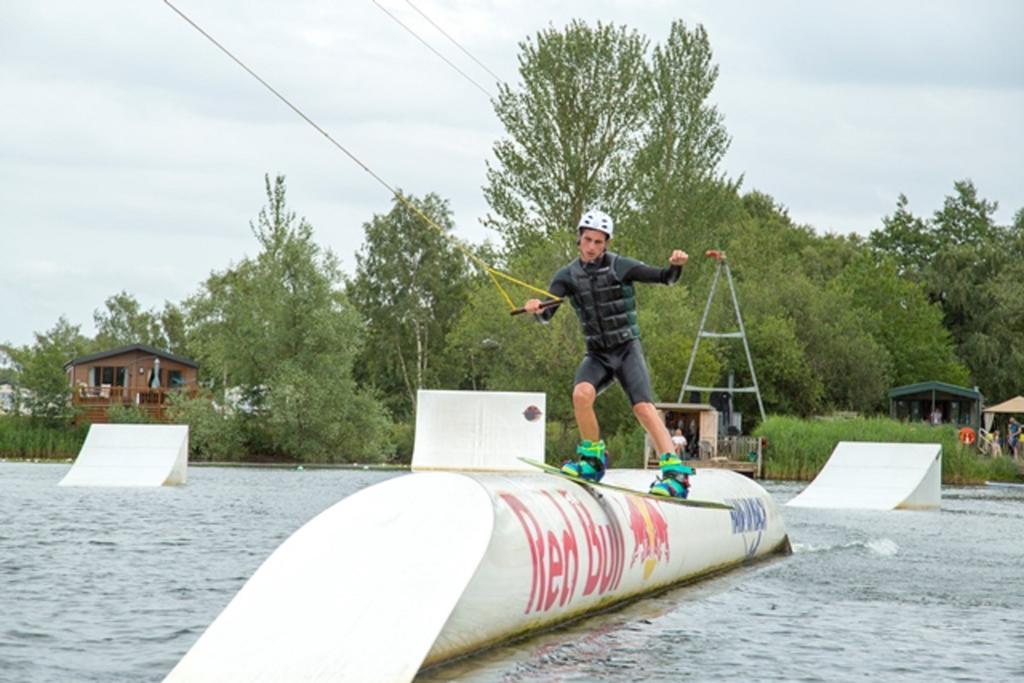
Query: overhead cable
162 0 557 308
403 0 506 86
370 0 495 99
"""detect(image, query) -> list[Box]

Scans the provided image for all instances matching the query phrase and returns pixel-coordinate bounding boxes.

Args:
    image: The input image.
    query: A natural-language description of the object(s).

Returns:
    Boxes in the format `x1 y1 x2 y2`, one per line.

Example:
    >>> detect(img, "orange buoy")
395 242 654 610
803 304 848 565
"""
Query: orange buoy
959 427 976 445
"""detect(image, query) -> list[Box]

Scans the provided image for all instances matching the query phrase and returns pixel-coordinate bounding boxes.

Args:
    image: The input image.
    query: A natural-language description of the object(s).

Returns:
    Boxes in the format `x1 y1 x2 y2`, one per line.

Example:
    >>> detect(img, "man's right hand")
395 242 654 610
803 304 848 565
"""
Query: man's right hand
524 298 543 314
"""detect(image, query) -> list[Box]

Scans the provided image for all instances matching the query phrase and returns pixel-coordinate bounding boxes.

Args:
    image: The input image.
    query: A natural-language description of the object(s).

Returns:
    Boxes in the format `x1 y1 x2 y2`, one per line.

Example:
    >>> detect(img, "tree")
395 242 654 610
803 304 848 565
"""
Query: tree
184 175 393 462
634 283 715 406
93 291 175 351
348 193 474 418
0 365 17 385
933 180 1001 247
832 253 969 388
718 195 893 414
868 194 933 277
485 19 737 265
876 181 1020 399
484 21 651 252
1 317 90 420
961 266 1024 400
624 20 737 264
743 315 823 417
870 180 1008 338
158 302 190 356
165 391 245 461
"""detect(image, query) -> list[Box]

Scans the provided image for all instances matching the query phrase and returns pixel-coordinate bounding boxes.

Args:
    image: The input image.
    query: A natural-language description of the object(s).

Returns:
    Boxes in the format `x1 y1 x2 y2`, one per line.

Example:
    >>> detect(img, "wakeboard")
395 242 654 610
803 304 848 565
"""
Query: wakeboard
518 457 733 510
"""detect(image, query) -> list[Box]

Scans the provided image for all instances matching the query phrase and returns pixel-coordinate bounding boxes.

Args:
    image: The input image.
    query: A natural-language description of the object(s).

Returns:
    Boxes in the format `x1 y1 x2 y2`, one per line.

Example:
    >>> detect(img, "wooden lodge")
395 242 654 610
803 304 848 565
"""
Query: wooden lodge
65 344 199 424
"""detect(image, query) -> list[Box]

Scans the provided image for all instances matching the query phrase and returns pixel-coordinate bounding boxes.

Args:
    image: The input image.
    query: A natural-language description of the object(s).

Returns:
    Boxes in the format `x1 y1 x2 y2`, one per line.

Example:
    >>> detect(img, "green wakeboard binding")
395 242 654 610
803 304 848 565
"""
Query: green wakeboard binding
650 453 694 499
562 439 607 482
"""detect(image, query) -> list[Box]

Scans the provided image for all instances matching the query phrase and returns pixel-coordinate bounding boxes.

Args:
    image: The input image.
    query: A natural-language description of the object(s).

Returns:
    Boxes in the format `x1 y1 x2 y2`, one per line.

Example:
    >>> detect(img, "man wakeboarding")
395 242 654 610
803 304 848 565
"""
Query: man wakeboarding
522 209 694 498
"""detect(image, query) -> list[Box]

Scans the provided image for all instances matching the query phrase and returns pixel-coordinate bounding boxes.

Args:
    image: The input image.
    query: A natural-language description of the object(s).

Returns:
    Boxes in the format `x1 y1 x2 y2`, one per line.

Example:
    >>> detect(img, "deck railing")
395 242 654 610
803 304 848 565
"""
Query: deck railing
71 385 196 423
715 436 764 478
73 386 186 403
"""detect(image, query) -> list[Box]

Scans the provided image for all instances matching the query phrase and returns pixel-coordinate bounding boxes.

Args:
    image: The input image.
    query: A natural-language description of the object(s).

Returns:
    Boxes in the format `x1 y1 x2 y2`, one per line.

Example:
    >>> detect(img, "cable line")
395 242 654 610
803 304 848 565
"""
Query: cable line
403 0 506 86
162 0 557 310
370 0 495 99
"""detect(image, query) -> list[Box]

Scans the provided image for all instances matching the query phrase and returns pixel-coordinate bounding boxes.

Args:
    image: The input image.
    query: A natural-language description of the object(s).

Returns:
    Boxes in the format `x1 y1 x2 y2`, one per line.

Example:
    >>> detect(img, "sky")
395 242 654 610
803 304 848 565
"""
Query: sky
1 0 1022 350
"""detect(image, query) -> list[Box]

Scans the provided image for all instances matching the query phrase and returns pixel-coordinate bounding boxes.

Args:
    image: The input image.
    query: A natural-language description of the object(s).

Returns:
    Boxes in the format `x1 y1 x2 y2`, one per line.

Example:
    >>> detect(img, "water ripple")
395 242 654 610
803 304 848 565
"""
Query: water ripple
3 464 1023 682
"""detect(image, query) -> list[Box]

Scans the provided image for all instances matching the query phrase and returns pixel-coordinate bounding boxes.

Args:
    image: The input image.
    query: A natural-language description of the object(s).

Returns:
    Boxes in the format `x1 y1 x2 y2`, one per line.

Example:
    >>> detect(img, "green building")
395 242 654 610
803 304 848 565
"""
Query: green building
888 381 982 429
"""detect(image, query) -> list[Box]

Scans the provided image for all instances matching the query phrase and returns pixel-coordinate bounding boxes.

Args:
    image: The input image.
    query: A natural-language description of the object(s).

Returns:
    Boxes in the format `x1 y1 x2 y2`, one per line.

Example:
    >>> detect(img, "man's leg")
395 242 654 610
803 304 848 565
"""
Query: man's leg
566 356 613 481
573 381 601 441
633 402 673 455
614 342 675 454
566 381 606 481
615 341 693 499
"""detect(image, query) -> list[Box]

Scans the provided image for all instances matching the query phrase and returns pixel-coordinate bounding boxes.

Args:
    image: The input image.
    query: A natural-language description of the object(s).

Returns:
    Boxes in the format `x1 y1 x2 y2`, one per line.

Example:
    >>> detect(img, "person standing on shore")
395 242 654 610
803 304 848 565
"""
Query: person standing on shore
1008 417 1021 459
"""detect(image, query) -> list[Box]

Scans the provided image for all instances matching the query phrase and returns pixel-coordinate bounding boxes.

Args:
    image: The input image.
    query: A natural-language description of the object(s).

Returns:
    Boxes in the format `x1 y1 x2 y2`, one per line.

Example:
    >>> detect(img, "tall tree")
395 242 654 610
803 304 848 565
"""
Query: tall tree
484 21 651 252
185 175 392 461
624 20 737 263
923 182 1006 335
349 193 473 417
485 19 737 264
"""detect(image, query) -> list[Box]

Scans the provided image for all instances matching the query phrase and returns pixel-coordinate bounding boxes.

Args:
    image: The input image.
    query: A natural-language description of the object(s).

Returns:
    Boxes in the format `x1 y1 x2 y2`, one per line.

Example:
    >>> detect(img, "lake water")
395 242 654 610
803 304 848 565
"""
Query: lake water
1 462 1022 682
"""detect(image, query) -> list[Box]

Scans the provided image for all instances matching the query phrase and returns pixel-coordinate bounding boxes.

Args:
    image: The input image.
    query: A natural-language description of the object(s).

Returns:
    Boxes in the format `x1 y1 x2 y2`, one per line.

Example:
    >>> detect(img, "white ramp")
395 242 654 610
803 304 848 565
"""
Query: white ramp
165 472 495 682
59 424 189 487
786 441 941 510
412 390 544 472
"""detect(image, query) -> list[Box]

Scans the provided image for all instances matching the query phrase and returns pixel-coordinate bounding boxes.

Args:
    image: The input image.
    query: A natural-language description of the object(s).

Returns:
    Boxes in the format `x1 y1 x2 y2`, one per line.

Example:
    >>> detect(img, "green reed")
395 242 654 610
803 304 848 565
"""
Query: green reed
755 415 1020 484
0 416 88 460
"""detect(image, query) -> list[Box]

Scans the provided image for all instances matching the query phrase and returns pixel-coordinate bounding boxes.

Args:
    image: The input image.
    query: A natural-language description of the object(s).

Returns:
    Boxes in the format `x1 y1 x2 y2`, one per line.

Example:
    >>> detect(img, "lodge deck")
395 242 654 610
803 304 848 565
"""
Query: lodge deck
71 387 190 424
646 435 764 479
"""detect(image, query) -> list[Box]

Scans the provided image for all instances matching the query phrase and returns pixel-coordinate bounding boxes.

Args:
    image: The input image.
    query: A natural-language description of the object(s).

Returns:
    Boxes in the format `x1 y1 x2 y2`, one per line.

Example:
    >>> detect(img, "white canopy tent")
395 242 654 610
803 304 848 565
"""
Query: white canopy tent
982 395 1024 431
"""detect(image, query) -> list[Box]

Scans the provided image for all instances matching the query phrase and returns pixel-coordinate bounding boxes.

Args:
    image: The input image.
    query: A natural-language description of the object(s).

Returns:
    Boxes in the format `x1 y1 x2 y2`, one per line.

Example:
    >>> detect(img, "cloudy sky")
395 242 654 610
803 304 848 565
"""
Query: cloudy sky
2 0 1021 349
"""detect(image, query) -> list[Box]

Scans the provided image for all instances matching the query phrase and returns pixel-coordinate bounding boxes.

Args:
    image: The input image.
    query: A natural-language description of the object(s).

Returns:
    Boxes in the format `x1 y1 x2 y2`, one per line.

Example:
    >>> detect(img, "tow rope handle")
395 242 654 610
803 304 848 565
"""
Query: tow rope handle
509 299 562 316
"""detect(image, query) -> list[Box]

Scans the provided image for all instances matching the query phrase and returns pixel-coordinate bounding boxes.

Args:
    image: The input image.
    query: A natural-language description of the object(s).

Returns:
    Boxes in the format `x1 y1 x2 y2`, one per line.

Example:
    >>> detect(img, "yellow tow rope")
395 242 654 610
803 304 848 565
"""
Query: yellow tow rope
164 0 560 311
390 191 558 309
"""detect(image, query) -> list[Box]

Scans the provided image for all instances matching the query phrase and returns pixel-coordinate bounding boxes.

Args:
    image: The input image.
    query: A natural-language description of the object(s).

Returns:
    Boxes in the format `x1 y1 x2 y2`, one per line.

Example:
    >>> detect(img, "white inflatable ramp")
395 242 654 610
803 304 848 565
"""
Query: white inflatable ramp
166 391 790 681
165 469 788 682
786 441 941 510
59 424 188 487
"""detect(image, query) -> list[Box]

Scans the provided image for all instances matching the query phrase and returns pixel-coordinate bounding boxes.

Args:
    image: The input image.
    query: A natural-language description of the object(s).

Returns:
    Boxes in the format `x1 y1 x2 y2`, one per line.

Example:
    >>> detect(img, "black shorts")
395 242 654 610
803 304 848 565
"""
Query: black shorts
574 339 654 406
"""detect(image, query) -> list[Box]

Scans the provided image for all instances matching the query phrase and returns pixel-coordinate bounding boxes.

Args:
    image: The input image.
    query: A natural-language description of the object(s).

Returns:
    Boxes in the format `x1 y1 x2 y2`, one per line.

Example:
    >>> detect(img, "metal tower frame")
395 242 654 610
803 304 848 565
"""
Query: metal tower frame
677 253 766 422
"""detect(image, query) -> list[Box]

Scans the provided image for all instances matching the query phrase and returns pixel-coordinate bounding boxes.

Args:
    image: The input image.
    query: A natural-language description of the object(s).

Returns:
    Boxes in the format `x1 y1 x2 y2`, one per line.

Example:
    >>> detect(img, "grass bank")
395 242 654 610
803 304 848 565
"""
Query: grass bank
755 415 1020 484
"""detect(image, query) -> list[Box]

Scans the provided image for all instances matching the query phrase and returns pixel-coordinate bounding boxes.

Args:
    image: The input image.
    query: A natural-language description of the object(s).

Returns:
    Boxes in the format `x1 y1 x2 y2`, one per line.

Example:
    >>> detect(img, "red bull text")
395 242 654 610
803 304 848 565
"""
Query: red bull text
500 490 627 614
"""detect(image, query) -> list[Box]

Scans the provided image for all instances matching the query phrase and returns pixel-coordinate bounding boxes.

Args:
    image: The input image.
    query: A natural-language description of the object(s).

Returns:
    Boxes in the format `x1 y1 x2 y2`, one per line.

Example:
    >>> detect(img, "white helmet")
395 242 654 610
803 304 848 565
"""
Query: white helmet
577 209 614 239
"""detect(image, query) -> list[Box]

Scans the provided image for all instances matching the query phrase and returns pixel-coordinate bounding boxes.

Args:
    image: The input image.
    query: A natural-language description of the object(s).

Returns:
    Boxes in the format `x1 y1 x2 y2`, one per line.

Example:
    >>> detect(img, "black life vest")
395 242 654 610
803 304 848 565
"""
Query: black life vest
567 253 640 351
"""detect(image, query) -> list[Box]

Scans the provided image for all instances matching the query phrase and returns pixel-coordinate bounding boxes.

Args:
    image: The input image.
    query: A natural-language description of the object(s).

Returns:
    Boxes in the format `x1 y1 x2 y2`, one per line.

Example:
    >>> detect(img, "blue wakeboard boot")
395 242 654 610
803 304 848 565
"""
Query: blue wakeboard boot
649 453 694 498
562 439 607 482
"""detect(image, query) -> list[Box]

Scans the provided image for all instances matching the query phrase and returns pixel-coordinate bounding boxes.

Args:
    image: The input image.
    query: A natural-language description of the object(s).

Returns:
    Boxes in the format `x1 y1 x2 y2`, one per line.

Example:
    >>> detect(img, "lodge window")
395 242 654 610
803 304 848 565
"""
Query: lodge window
168 370 184 387
90 366 126 386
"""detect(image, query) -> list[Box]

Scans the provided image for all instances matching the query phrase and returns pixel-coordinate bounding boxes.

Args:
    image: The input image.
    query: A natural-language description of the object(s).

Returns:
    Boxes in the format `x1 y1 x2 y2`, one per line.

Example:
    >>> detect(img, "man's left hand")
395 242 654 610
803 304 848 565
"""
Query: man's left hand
669 250 688 266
